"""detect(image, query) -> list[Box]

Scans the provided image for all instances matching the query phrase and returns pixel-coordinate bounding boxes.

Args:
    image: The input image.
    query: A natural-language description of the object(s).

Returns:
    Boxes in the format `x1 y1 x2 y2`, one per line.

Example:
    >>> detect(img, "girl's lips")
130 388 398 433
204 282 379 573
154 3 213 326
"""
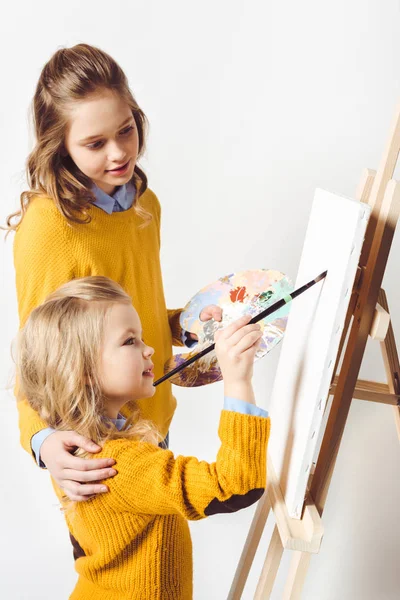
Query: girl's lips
106 160 130 175
143 365 154 378
143 369 154 378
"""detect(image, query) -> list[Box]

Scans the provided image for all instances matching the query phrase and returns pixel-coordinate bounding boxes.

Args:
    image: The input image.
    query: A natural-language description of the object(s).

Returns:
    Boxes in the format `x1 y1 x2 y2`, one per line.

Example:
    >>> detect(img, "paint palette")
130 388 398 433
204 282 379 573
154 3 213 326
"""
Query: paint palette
165 269 294 387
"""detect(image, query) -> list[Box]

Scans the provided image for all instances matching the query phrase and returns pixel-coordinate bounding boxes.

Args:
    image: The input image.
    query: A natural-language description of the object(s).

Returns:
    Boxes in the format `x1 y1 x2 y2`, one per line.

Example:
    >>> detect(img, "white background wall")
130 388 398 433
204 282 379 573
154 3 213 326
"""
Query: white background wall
1 1 400 598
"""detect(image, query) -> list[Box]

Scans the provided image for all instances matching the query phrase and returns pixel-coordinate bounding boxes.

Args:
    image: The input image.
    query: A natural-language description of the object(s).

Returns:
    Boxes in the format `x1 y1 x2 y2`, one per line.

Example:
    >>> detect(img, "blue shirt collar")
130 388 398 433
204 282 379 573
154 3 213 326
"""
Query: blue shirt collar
91 181 136 214
110 413 127 431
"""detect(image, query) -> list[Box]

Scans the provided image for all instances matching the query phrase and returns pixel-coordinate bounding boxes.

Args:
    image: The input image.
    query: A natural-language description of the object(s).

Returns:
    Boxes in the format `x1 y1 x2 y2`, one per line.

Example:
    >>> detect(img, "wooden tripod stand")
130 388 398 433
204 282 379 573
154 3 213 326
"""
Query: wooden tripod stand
228 102 400 599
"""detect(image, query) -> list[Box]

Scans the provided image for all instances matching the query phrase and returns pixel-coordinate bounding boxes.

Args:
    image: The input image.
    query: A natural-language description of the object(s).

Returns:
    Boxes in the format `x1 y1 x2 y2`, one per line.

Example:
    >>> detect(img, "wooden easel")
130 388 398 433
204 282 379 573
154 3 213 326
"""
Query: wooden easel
228 101 400 599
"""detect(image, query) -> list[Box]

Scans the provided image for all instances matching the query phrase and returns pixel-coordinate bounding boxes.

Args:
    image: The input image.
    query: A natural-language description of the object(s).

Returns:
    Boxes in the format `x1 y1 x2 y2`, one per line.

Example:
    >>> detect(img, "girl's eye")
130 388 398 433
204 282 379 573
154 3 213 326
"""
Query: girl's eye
87 140 104 150
120 125 134 136
123 337 136 346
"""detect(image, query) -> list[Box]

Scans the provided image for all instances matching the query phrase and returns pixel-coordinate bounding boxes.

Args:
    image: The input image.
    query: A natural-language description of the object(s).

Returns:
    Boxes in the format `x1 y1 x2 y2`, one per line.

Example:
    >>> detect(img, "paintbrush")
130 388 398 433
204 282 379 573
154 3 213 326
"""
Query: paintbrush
153 270 327 387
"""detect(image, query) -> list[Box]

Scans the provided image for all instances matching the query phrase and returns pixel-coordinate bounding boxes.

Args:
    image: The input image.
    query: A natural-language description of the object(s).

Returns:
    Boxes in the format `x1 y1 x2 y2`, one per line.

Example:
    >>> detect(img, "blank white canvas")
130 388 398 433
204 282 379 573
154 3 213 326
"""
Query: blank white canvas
269 188 371 519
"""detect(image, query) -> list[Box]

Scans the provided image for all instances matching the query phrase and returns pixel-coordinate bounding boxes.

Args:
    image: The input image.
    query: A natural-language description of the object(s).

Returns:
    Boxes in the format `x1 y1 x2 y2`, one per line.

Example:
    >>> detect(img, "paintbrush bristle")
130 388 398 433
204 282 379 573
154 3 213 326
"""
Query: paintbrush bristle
315 270 328 283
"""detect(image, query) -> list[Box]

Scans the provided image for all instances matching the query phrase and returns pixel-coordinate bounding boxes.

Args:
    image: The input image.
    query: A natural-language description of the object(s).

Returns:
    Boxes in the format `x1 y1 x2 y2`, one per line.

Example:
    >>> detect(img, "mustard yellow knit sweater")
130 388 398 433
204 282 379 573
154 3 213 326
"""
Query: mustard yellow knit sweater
56 410 270 600
14 189 181 446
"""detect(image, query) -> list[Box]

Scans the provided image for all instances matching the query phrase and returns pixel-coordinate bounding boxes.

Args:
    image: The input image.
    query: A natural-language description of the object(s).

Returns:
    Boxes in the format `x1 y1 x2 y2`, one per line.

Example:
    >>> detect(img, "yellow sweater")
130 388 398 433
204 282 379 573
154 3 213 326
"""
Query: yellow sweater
56 410 270 599
14 189 181 447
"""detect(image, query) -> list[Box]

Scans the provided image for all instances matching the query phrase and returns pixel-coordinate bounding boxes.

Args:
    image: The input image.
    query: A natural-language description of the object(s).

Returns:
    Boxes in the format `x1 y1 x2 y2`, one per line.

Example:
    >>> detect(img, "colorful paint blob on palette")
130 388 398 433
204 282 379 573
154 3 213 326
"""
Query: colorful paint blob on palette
165 269 294 387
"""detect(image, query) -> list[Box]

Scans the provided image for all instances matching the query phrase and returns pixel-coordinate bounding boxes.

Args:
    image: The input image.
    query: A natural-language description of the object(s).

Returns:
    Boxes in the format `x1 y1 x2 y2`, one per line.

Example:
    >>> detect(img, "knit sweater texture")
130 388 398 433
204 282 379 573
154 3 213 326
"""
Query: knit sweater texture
57 410 270 599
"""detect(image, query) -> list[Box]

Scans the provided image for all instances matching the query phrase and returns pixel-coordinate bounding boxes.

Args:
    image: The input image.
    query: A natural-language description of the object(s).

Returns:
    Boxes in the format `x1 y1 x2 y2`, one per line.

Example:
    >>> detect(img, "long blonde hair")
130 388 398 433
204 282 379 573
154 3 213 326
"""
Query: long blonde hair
5 43 151 232
17 276 161 448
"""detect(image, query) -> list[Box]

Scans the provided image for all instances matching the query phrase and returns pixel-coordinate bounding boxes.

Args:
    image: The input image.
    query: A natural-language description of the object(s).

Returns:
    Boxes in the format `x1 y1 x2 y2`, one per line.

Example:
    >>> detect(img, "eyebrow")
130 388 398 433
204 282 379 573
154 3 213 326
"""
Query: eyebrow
79 117 134 144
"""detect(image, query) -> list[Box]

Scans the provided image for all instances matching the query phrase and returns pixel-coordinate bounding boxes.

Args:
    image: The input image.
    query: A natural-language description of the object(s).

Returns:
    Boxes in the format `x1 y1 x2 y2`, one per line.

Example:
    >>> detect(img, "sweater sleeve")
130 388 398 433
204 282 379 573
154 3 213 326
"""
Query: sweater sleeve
13 199 77 458
106 410 270 519
167 308 186 347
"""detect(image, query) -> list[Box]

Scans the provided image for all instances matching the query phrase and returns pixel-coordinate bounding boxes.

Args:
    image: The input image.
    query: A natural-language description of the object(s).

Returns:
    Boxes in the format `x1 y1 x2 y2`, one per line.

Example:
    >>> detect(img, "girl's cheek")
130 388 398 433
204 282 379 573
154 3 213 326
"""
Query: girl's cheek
93 158 104 172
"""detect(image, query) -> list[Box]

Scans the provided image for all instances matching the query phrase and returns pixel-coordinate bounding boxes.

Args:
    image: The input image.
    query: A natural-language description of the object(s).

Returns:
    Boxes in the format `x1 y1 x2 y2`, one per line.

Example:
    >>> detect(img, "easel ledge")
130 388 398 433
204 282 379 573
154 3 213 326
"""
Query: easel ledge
266 457 323 554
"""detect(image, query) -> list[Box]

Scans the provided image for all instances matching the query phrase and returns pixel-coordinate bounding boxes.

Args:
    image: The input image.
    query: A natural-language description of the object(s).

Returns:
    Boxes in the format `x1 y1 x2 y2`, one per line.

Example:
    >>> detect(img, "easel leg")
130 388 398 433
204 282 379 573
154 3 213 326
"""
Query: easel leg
254 526 284 599
282 551 312 600
378 289 400 442
227 490 272 599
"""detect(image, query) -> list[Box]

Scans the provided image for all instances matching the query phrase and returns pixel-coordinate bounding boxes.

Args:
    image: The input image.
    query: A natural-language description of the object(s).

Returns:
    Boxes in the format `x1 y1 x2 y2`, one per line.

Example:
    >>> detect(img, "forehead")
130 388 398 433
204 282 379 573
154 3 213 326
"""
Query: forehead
66 89 133 140
105 302 141 332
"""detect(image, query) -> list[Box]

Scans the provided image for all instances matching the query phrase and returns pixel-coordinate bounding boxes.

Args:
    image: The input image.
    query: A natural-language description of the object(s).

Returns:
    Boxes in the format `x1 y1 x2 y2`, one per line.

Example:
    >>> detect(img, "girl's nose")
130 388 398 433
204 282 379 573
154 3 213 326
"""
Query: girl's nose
143 345 155 358
107 141 126 162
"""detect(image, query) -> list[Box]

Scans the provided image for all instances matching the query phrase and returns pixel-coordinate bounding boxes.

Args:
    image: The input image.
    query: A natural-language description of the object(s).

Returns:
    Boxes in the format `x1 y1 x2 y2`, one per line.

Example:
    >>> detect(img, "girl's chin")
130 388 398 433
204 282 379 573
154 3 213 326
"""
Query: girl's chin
144 385 156 398
95 170 135 194
132 384 156 400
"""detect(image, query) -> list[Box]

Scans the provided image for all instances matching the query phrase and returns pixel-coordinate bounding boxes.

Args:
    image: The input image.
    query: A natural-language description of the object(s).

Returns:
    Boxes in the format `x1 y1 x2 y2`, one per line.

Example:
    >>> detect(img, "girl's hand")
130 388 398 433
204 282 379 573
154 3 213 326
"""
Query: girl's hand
214 315 263 403
199 304 222 323
40 431 117 502
187 304 223 342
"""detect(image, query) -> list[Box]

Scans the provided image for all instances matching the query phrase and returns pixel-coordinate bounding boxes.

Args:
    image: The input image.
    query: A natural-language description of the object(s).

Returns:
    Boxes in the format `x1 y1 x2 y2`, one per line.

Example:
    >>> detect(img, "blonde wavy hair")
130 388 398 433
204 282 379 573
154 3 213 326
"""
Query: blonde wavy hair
16 276 161 449
5 43 151 232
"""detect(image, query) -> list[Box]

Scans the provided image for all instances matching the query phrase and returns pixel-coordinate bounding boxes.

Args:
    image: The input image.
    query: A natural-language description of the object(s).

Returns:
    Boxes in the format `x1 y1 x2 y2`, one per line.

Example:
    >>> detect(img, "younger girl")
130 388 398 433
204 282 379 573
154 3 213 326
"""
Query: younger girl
17 276 270 600
7 43 221 502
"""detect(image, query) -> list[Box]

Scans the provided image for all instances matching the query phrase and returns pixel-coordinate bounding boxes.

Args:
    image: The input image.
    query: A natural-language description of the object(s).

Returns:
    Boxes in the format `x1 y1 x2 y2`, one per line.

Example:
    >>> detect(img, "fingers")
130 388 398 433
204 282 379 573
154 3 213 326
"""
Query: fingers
216 322 262 357
58 463 118 502
63 466 117 483
210 306 223 321
215 314 252 340
63 433 101 453
200 304 223 322
61 454 116 471
216 317 260 345
61 481 110 502
233 329 263 354
223 323 262 348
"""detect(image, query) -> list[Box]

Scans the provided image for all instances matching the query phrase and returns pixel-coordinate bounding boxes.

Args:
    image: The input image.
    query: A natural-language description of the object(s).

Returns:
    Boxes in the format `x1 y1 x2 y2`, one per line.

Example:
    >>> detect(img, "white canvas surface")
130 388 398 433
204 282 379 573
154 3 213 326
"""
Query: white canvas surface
269 188 371 518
